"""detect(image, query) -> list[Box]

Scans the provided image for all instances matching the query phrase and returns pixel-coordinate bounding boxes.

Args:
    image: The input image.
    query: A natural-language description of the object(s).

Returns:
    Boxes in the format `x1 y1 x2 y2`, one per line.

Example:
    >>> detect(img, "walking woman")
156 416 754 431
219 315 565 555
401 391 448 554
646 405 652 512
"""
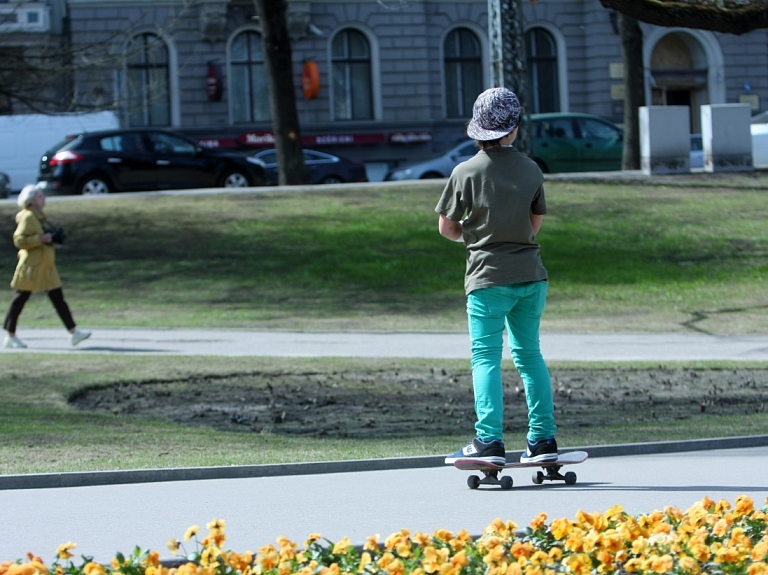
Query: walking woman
3 184 90 348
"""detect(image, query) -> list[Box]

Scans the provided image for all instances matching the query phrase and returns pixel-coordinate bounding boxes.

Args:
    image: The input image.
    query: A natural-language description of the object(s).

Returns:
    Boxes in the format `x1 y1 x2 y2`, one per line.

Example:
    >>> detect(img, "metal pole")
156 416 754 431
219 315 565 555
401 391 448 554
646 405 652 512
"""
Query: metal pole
488 0 503 87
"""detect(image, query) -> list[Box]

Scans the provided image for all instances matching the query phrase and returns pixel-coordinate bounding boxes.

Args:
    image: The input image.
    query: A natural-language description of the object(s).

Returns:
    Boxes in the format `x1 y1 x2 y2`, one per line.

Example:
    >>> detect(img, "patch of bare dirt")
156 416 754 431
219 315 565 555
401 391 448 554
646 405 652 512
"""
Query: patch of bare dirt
69 367 768 438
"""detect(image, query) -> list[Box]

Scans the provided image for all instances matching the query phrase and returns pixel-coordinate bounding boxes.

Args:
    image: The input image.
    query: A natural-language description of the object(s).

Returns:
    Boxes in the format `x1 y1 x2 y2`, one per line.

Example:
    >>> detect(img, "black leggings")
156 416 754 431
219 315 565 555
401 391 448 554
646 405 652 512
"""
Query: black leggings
3 288 76 333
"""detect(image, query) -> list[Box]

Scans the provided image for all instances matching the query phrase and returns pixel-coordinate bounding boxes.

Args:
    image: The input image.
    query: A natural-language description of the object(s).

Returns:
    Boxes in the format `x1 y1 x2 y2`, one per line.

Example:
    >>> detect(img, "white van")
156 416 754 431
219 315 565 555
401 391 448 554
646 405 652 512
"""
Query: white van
0 111 120 192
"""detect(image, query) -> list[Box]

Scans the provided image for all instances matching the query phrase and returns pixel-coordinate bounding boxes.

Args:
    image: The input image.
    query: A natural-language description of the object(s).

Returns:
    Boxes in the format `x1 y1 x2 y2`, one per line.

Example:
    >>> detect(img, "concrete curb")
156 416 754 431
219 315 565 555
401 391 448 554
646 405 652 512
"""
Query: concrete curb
3 434 766 491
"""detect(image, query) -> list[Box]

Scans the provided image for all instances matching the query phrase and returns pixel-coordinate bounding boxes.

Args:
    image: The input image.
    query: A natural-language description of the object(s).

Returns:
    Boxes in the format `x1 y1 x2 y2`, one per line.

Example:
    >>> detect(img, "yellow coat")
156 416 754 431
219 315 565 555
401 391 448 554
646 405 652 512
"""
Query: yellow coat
10 206 62 292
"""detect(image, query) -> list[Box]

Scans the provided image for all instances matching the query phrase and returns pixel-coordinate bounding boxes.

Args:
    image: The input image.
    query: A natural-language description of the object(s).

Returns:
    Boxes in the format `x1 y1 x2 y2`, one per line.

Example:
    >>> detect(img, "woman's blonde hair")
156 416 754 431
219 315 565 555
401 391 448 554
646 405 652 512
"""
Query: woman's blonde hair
17 184 42 208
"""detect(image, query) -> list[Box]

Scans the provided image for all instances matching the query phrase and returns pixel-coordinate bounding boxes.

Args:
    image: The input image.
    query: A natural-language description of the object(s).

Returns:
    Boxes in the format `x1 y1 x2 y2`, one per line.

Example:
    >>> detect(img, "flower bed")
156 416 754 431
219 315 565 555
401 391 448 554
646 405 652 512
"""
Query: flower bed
3 496 768 575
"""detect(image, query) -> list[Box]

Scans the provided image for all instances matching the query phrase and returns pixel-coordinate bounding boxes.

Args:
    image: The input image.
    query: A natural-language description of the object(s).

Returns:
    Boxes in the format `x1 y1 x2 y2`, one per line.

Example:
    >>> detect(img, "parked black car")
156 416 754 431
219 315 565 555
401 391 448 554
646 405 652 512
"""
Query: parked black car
0 171 10 199
37 128 267 195
252 148 368 185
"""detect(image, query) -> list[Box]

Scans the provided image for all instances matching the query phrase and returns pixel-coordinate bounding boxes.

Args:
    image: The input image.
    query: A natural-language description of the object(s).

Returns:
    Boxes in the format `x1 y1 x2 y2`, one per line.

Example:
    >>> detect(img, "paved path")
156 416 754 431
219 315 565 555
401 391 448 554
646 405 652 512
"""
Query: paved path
3 328 768 564
6 327 768 361
2 443 768 564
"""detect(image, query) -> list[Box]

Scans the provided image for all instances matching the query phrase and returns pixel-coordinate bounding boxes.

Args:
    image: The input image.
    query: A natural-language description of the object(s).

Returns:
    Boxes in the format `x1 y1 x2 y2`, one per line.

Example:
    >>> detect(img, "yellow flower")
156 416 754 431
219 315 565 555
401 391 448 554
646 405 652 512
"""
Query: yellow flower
167 539 181 554
378 552 396 569
207 518 226 531
304 533 322 546
184 525 200 542
575 510 596 528
332 537 352 555
432 529 453 543
358 552 372 574
677 556 701 575
55 543 76 561
753 540 768 561
412 532 431 548
713 518 730 537
385 558 405 575
749 563 768 575
649 554 673 574
547 547 563 562
421 546 450 573
564 553 592 575
364 535 380 552
549 518 572 540
200 547 221 568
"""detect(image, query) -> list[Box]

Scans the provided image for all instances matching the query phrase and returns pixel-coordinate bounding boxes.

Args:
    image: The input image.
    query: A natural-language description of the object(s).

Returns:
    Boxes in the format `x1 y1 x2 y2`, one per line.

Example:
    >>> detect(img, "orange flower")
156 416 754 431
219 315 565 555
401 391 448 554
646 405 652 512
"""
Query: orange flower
529 513 547 531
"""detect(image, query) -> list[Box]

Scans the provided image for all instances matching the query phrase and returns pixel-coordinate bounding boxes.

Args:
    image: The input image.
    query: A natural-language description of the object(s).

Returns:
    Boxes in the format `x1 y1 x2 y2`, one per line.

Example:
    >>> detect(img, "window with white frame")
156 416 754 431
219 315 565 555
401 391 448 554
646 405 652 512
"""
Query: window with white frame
230 30 270 123
331 28 373 121
526 27 560 113
444 27 482 118
125 33 171 127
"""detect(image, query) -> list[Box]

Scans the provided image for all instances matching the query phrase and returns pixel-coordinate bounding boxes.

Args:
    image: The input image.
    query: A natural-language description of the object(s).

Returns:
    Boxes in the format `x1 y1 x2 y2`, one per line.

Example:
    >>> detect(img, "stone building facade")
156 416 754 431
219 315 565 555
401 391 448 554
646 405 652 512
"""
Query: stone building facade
3 0 767 176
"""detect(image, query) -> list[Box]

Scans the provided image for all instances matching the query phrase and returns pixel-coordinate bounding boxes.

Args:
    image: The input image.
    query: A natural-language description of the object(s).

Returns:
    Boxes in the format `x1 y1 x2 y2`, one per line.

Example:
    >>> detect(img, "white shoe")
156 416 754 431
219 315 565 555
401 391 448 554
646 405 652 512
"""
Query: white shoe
4 335 27 349
70 329 91 346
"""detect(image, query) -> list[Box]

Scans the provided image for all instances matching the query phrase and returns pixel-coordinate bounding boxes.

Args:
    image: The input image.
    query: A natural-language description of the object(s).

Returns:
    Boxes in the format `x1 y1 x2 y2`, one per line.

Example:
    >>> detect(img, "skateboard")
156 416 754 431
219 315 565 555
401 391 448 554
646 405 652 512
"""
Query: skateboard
453 450 588 490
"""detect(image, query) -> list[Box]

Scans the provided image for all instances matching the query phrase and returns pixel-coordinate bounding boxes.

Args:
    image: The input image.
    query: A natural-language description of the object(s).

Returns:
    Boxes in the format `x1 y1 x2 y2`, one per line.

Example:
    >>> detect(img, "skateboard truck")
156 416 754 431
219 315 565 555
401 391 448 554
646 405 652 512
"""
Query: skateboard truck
454 450 587 490
467 469 514 490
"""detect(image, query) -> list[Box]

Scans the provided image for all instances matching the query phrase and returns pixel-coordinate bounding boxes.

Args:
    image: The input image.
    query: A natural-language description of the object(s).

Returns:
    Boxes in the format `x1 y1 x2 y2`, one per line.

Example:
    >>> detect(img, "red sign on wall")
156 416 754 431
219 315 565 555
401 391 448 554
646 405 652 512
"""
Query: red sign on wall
236 131 386 148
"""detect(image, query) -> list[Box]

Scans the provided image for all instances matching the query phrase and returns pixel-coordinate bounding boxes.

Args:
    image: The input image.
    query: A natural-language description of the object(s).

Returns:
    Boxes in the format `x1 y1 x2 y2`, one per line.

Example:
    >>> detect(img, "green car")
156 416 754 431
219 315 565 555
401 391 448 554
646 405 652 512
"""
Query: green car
526 112 624 173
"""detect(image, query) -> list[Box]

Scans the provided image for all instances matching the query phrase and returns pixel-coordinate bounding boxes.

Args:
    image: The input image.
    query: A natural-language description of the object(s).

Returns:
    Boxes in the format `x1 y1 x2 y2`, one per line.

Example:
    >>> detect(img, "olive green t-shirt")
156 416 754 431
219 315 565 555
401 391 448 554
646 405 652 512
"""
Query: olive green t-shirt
435 145 548 295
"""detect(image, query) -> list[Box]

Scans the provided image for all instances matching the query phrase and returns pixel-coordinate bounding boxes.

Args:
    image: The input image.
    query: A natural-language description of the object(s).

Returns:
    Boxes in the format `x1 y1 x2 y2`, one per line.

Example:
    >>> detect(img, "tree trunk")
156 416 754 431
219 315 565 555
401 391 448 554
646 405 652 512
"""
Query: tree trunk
253 0 307 185
619 13 645 170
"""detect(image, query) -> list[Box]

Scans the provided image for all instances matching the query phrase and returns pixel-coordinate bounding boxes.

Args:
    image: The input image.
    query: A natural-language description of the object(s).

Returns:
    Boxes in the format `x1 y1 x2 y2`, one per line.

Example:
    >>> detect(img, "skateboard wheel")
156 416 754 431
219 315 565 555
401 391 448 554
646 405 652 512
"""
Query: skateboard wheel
564 471 577 485
500 476 513 490
468 475 480 489
532 471 544 485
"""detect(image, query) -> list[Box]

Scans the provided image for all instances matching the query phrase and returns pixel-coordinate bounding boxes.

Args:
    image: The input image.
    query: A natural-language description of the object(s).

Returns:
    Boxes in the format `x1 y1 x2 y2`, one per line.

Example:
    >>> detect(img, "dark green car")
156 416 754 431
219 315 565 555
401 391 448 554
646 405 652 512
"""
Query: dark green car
526 112 624 173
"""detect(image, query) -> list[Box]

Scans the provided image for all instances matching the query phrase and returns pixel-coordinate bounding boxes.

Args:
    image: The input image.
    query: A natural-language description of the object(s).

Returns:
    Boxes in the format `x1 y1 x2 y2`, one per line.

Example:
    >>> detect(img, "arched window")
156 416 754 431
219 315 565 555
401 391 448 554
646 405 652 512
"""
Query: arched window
444 28 482 118
230 30 270 123
526 28 559 113
126 33 170 127
331 29 373 121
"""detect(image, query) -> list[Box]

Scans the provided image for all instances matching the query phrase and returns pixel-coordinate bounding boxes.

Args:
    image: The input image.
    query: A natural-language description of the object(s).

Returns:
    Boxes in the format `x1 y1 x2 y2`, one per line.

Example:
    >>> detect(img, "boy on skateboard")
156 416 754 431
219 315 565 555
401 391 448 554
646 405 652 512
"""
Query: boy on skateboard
436 87 558 467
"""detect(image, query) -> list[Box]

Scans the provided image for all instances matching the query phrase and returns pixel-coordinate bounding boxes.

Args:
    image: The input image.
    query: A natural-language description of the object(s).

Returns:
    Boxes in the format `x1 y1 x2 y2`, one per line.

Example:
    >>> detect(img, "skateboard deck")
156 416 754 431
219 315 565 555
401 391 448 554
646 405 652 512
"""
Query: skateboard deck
453 450 588 490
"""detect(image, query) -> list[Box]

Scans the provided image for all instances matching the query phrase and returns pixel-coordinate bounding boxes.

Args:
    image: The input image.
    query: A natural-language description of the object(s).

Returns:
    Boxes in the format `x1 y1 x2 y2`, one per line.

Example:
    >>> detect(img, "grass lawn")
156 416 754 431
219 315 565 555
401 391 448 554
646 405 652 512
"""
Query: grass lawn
0 173 767 475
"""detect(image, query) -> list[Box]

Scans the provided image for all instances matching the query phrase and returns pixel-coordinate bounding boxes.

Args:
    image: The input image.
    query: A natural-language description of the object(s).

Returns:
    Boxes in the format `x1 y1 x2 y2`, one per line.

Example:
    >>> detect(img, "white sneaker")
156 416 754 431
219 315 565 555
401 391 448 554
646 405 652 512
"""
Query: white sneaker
3 335 27 349
70 329 91 346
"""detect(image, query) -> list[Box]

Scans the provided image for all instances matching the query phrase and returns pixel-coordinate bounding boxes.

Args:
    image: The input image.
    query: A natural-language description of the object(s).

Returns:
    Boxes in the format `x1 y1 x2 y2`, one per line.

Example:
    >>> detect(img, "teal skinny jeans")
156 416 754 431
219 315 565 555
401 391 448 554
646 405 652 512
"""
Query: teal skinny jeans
466 281 556 444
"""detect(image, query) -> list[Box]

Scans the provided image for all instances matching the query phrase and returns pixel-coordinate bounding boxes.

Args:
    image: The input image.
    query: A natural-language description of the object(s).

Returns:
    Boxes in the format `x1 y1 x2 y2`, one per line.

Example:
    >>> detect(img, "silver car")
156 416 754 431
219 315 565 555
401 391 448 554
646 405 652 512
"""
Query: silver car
384 140 477 180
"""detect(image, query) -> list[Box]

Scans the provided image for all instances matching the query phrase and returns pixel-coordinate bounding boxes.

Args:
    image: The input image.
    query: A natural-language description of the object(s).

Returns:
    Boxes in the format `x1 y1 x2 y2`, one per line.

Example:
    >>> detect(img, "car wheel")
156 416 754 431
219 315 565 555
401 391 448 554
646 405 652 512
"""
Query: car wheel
78 176 112 195
320 175 343 184
419 171 444 179
220 170 251 187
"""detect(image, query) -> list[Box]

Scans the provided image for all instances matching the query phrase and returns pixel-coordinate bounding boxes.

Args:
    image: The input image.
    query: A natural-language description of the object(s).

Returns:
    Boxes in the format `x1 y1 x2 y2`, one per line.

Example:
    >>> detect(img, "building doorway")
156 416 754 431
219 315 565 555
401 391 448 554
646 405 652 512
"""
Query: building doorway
650 32 708 133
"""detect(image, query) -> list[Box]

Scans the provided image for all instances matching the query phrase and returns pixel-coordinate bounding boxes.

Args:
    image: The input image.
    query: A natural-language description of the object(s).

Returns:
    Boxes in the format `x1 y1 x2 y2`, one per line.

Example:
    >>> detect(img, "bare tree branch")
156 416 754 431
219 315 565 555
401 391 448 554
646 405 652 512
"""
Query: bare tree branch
599 0 768 35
